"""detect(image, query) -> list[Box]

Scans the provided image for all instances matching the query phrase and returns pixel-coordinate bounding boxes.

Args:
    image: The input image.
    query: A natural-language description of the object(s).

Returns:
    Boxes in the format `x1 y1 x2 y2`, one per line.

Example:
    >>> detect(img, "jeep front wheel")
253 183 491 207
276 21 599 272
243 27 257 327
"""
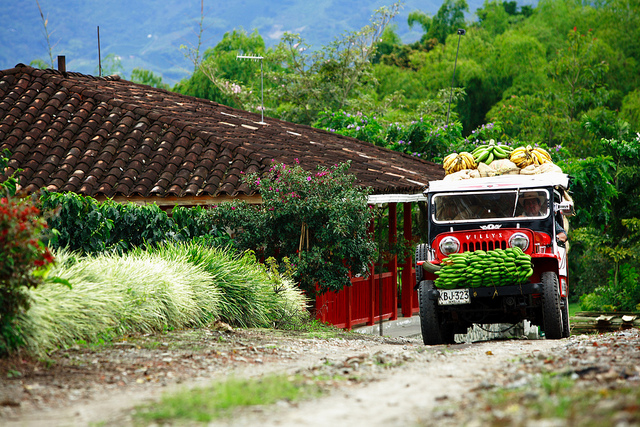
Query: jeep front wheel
419 280 454 345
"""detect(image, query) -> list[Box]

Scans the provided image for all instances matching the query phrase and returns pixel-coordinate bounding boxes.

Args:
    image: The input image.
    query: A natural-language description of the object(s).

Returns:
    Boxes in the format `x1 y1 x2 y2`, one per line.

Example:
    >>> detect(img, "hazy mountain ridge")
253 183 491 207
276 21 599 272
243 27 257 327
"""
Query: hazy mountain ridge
2 0 496 85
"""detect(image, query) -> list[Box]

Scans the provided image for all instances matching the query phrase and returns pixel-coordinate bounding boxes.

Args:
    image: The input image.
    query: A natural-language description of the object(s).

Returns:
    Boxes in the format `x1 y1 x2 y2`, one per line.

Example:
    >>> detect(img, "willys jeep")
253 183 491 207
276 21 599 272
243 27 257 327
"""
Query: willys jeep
415 172 574 345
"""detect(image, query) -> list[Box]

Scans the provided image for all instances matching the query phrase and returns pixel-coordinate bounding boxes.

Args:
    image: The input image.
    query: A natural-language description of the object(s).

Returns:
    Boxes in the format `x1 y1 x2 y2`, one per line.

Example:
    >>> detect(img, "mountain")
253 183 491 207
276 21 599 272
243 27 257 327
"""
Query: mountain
1 0 519 86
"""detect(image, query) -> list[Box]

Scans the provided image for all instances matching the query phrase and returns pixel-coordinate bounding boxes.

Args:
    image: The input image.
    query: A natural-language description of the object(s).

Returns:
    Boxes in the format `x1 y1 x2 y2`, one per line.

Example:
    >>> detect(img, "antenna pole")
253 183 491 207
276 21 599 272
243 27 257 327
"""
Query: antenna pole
97 26 102 77
446 29 465 126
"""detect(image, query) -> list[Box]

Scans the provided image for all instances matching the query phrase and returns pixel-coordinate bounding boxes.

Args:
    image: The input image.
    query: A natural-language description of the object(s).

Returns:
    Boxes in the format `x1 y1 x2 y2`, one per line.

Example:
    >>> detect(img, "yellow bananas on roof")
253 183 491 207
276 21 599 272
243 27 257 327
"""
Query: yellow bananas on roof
509 145 553 168
442 151 476 175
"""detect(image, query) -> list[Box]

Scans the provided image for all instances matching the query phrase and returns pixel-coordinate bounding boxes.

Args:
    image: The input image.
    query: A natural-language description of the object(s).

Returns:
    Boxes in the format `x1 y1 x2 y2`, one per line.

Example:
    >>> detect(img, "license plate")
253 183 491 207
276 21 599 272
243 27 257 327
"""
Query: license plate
438 288 471 305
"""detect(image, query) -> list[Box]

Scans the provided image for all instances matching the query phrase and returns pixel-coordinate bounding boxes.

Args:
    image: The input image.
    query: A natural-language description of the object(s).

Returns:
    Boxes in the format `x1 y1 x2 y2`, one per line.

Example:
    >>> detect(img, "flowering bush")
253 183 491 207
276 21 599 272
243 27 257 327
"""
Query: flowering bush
0 192 54 353
209 161 376 296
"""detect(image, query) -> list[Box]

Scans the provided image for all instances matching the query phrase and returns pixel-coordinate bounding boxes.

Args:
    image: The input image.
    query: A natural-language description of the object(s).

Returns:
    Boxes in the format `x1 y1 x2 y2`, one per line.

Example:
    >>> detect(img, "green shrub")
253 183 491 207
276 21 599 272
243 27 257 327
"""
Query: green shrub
579 263 640 312
231 160 376 296
40 192 178 254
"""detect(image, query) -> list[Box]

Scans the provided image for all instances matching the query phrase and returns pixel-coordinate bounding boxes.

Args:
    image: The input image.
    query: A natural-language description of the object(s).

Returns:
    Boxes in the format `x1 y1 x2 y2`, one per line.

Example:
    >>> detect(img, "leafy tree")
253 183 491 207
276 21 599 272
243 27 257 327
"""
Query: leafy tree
620 90 640 130
131 68 170 89
408 10 434 45
427 0 469 45
174 28 274 112
475 0 533 36
208 161 376 296
267 3 401 125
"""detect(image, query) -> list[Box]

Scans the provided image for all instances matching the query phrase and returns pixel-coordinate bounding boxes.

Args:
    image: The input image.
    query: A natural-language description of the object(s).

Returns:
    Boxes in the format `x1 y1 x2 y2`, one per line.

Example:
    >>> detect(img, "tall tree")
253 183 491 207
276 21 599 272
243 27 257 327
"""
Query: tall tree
427 0 469 44
267 3 401 125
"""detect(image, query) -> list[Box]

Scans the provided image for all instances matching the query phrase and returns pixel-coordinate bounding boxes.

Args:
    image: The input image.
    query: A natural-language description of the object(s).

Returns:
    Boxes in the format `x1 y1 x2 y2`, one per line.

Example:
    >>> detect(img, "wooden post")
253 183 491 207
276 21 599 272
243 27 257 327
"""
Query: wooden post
342 273 353 331
401 202 415 317
389 203 398 320
367 218 375 325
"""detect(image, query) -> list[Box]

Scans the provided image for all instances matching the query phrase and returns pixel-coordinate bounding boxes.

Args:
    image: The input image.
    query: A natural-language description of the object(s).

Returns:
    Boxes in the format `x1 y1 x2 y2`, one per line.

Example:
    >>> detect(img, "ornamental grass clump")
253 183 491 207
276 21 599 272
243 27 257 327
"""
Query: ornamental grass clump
144 242 308 328
16 248 220 355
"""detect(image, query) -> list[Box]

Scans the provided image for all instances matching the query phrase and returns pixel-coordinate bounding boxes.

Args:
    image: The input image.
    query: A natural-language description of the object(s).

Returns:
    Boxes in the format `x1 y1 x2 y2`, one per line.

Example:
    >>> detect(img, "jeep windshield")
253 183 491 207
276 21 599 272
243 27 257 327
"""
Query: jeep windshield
432 189 550 223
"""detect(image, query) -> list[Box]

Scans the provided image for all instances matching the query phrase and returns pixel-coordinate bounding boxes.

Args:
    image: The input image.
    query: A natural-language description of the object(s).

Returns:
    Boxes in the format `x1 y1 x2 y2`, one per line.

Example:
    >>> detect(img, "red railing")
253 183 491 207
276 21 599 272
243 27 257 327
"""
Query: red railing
315 266 420 330
315 271 397 329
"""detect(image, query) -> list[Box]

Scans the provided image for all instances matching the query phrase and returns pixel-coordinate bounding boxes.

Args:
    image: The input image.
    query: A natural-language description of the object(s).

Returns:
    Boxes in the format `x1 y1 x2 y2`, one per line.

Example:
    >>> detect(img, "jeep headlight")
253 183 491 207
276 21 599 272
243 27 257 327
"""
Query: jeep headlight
509 232 530 251
439 236 460 255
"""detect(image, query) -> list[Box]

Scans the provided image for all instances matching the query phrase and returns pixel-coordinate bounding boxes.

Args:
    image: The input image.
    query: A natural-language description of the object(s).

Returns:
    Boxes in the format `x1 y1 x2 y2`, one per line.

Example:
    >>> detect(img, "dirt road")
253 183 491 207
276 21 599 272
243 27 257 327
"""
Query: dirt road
1 326 639 426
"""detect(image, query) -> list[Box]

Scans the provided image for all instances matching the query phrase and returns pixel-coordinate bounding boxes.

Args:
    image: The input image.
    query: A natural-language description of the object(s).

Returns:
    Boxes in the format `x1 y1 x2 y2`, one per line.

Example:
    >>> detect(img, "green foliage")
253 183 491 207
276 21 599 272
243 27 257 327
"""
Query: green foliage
1 149 19 197
557 155 617 228
202 161 375 296
314 110 386 146
580 263 640 312
131 68 170 89
426 0 469 44
170 205 232 248
620 90 640 130
40 192 177 254
1 151 56 354
266 3 401 125
314 110 464 163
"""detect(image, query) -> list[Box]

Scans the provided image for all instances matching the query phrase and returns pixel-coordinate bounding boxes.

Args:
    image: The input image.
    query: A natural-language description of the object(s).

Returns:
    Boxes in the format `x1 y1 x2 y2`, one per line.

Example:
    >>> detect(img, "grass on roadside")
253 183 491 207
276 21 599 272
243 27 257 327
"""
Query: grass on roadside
478 373 640 426
133 374 327 424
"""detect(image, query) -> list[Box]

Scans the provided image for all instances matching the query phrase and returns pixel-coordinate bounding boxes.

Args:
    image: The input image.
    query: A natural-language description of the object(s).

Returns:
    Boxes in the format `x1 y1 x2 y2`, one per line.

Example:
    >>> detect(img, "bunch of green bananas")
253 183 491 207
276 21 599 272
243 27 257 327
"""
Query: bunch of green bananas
442 151 476 175
434 247 533 289
509 145 553 168
472 139 513 165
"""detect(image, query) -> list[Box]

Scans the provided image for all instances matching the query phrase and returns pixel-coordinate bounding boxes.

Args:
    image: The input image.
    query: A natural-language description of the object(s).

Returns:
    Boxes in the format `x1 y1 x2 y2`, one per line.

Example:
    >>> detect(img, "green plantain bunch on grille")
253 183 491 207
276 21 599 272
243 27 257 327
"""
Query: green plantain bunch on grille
434 247 533 289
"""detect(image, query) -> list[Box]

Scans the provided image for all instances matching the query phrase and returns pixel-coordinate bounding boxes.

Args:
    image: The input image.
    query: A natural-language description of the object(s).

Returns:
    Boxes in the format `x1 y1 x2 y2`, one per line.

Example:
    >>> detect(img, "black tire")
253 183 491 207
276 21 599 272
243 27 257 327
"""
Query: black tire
541 271 563 339
561 295 570 338
415 244 430 285
418 280 454 345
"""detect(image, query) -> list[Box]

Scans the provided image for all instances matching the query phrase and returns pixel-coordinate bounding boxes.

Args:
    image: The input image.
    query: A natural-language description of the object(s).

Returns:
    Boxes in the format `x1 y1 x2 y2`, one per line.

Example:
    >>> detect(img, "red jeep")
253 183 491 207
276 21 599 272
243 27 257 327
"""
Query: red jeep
415 172 574 345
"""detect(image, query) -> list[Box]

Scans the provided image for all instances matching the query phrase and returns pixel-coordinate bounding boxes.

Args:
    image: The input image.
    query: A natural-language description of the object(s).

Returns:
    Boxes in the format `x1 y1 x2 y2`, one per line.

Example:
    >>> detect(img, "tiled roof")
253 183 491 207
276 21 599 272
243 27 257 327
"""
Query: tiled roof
0 64 444 206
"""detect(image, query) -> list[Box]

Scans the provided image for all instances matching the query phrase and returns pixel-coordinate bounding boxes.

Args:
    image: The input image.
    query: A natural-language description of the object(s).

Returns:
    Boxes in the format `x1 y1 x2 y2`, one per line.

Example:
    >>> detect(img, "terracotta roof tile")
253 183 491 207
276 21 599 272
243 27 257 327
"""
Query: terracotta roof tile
1 64 444 204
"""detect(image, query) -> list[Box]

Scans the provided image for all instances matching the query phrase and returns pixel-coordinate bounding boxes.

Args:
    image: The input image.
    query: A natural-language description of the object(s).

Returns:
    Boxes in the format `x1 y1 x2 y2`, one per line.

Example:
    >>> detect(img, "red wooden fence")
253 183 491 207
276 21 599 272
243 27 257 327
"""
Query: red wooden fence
314 201 422 329
315 266 420 330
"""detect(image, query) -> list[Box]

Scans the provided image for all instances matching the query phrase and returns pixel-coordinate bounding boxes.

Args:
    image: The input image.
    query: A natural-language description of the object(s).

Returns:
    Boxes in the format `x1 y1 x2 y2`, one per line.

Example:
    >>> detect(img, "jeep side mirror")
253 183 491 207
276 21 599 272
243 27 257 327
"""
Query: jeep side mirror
554 201 574 216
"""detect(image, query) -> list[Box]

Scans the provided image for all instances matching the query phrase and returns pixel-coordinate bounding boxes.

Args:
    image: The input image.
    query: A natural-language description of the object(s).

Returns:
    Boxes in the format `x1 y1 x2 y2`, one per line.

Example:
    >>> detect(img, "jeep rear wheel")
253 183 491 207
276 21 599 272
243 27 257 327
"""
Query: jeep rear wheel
541 271 563 339
419 280 454 345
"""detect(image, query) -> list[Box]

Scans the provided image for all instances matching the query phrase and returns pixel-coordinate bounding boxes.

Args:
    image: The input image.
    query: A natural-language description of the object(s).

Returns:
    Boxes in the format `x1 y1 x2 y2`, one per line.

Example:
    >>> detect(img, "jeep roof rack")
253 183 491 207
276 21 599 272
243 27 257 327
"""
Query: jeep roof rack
426 172 570 194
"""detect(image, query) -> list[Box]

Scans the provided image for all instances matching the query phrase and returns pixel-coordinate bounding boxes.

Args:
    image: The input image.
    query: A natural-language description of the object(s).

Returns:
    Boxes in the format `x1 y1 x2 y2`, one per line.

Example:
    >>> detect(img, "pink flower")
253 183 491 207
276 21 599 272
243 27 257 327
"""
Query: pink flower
306 177 312 181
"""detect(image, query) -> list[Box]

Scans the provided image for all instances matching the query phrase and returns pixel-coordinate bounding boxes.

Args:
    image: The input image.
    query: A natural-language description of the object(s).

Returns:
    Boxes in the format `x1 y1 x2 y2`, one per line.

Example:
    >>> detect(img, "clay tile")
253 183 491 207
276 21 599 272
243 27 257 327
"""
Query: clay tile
63 176 81 191
202 183 218 194
96 182 113 195
25 183 42 193
184 184 200 195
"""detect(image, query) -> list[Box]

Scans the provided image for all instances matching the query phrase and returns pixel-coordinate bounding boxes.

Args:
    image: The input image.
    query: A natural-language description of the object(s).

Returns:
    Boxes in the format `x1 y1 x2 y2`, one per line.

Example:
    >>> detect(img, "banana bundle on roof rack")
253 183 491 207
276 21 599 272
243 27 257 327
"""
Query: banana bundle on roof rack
472 139 513 165
510 145 553 168
442 151 476 175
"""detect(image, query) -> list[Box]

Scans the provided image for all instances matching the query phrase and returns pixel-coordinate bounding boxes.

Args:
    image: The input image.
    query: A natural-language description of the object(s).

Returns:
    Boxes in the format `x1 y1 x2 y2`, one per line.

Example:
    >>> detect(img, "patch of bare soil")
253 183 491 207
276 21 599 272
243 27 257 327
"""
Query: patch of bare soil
1 325 639 426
